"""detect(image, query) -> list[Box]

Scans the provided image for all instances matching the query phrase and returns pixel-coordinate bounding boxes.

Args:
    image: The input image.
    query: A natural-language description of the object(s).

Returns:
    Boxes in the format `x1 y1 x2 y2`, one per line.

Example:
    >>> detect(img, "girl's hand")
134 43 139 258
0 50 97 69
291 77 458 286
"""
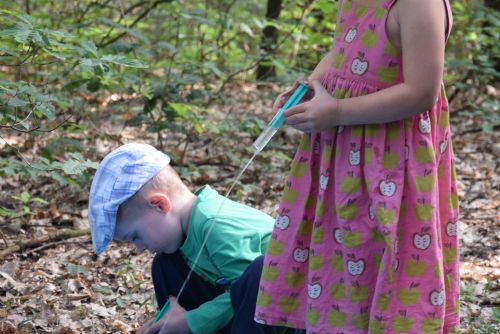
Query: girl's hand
272 77 313 114
137 296 190 334
283 80 340 133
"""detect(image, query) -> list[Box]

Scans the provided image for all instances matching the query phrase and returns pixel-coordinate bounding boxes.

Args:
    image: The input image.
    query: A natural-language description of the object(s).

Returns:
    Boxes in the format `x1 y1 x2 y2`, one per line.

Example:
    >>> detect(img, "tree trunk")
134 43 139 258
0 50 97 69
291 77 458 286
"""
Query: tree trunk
256 0 282 81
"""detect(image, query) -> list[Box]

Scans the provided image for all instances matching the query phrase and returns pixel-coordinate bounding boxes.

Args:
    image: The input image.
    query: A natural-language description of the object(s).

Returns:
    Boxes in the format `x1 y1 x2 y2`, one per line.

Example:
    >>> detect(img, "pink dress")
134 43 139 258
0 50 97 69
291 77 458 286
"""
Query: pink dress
255 0 459 333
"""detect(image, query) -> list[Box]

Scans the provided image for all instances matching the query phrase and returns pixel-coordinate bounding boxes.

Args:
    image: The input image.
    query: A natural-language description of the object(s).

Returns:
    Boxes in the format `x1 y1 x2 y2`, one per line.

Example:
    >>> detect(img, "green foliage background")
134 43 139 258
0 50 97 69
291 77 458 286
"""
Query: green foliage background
0 0 498 187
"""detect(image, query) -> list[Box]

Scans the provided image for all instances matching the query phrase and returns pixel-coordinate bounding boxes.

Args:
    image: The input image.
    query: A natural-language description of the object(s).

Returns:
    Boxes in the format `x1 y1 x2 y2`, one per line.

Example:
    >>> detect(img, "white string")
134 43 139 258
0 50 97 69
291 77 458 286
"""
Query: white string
160 151 259 332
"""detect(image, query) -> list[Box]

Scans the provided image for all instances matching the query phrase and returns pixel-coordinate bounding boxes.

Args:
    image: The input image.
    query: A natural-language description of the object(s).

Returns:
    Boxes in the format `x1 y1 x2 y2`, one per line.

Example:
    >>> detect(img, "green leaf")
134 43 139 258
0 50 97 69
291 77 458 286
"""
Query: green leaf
55 160 87 175
94 286 114 295
20 191 30 203
64 263 88 275
169 103 189 117
101 55 148 68
81 40 98 57
35 102 56 120
8 97 30 107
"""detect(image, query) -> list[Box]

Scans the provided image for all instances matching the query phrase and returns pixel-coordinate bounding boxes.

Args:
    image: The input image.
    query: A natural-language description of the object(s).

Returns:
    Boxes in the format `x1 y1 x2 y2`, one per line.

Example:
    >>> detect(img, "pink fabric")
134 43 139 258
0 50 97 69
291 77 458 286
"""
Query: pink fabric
255 0 459 333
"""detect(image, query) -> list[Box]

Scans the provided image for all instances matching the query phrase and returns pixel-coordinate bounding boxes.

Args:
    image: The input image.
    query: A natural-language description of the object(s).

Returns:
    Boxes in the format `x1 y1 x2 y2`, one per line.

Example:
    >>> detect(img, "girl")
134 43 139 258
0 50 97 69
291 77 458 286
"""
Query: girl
255 0 459 333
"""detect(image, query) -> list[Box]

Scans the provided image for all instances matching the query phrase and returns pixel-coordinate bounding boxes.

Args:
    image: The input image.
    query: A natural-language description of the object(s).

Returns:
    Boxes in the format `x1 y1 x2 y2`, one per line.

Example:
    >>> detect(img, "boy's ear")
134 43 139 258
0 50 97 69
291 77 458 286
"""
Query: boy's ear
148 193 172 213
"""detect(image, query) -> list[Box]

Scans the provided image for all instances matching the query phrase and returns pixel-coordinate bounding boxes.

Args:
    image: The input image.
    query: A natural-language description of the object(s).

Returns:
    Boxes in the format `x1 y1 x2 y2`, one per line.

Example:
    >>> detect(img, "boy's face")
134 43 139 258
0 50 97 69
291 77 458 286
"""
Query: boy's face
114 197 184 254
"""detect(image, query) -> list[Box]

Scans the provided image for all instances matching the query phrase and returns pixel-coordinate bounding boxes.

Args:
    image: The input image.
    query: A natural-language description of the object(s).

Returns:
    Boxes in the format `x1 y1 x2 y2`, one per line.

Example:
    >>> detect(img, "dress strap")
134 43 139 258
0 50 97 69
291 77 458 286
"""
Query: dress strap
385 0 398 10
443 0 453 42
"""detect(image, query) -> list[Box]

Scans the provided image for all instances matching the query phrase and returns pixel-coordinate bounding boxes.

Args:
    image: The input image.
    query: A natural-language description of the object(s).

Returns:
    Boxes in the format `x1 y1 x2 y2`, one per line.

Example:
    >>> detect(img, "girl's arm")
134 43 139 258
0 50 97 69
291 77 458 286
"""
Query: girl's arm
307 51 333 83
284 0 447 131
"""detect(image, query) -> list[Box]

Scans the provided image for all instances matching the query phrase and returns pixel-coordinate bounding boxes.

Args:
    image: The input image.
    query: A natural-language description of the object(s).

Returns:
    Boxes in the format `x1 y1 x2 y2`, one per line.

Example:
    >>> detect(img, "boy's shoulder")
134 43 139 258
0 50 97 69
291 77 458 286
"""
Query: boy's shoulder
189 185 274 231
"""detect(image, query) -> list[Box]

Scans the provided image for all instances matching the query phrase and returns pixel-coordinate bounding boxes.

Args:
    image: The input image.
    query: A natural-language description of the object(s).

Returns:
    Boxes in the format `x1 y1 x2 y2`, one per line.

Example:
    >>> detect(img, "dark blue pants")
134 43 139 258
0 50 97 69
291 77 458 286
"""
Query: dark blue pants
152 253 304 334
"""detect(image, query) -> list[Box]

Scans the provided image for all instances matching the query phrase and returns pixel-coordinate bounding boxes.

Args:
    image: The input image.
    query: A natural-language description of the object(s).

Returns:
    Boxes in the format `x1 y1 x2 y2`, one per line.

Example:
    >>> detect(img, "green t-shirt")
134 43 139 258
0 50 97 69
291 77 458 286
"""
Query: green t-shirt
179 185 274 334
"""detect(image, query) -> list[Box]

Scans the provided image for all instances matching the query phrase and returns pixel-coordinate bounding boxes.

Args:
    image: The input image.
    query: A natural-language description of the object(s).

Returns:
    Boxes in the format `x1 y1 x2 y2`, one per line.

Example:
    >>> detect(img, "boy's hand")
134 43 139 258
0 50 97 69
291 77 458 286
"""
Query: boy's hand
283 80 340 133
137 296 190 334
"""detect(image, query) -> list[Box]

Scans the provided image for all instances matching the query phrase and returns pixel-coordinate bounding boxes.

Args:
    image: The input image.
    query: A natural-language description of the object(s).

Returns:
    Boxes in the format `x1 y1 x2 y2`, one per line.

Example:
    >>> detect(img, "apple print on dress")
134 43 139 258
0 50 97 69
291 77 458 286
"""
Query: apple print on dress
368 202 375 221
351 52 369 76
308 282 322 299
419 114 431 134
320 171 329 191
347 256 366 276
440 135 448 154
337 125 345 134
345 27 357 43
413 227 432 250
293 247 309 263
429 289 445 306
333 228 343 244
446 221 458 236
349 148 361 166
404 145 409 161
313 138 321 155
254 318 267 325
275 212 291 230
379 177 397 197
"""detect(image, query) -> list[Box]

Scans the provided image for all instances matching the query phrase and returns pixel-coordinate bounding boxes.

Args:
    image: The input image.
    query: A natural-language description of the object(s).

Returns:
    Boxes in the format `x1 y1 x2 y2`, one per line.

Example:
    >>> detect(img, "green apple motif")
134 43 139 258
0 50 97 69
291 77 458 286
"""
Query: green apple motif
338 202 358 221
437 162 443 178
387 267 396 283
352 311 369 329
376 207 395 225
415 145 435 164
327 309 347 328
451 163 457 181
256 289 271 308
434 263 441 278
365 124 380 137
371 228 385 243
307 308 320 326
343 0 352 12
333 88 346 99
448 192 459 209
312 227 325 244
349 285 369 302
329 282 346 300
392 315 414 332
439 110 449 129
298 134 311 152
415 174 435 192
377 65 399 84
315 200 326 217
361 25 378 48
268 239 284 256
279 296 300 313
376 293 390 311
397 286 420 305
297 219 313 236
382 152 398 169
285 271 305 288
374 7 387 20
351 125 363 137
369 320 386 334
343 230 361 248
364 147 373 165
330 255 344 272
261 265 279 282
309 254 324 271
373 254 383 271
355 6 367 18
387 122 400 140
405 258 427 277
443 247 457 264
322 145 332 164
290 160 308 178
341 175 361 193
384 41 401 56
420 316 441 334
333 52 346 69
282 185 298 204
414 203 433 221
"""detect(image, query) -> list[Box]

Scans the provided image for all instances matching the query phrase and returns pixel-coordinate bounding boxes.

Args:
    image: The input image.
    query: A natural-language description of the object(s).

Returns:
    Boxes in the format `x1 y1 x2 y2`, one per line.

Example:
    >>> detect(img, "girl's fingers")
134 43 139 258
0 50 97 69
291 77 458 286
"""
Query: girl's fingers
283 103 307 118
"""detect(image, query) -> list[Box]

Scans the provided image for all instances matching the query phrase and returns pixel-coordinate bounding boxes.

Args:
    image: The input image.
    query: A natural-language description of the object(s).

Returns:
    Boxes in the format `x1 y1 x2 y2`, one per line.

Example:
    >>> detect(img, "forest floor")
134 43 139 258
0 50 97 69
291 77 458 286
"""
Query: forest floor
0 83 499 333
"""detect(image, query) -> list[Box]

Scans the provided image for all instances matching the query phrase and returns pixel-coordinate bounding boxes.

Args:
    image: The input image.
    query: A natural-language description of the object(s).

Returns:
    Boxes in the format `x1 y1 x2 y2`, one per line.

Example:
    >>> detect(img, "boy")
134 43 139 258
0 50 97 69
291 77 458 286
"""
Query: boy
88 143 294 334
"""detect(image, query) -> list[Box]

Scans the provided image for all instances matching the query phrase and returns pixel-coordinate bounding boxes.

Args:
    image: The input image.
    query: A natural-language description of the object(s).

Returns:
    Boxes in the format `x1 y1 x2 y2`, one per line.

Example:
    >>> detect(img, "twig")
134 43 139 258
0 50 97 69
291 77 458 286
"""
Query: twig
0 228 90 260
